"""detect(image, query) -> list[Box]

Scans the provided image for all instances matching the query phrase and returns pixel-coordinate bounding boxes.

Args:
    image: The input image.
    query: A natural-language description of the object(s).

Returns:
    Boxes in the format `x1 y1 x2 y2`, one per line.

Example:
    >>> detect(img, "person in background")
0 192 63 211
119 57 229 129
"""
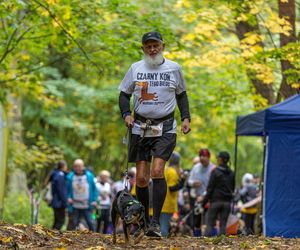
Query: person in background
177 169 190 218
67 159 98 231
113 172 128 195
188 148 215 236
129 167 137 198
252 173 260 187
193 156 200 165
239 173 259 235
203 151 235 236
160 152 184 237
96 170 112 234
50 160 68 230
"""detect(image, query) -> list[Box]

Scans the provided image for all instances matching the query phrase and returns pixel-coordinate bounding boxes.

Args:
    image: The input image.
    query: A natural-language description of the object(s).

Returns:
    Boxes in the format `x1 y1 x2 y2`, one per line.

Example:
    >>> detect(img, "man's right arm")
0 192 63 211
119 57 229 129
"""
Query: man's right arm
119 91 134 127
119 91 131 117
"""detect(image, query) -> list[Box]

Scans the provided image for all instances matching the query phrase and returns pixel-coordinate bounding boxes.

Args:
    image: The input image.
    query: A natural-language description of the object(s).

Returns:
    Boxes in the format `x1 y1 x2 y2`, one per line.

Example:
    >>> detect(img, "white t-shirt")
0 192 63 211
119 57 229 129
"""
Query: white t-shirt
72 175 90 209
96 182 111 209
188 162 215 197
119 59 186 135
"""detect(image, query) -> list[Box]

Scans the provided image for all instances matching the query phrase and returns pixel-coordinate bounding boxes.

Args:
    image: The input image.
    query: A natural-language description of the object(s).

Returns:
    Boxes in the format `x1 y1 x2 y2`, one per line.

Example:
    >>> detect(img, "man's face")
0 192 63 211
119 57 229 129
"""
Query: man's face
100 174 109 183
73 164 84 175
200 155 210 167
142 40 164 58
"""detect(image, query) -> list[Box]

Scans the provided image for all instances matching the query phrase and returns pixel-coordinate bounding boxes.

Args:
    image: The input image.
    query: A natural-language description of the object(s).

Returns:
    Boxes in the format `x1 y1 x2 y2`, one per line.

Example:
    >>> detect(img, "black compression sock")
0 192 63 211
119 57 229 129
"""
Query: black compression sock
136 185 150 224
152 178 167 224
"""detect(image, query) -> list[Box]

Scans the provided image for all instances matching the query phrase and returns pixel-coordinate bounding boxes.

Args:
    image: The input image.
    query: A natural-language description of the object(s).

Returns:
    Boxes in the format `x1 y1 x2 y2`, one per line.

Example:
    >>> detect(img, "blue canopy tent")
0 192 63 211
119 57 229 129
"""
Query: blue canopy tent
235 94 300 237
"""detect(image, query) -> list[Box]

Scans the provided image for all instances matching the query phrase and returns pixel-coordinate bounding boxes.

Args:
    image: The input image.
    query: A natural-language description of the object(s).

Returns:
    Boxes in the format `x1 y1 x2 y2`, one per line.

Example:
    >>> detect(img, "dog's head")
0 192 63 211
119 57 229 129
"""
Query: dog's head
124 200 144 225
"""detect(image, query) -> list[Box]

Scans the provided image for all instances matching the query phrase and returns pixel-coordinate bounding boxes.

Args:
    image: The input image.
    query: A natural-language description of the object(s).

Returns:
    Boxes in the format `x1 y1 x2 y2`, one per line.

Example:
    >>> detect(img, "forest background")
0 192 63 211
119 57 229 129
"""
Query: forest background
0 0 299 226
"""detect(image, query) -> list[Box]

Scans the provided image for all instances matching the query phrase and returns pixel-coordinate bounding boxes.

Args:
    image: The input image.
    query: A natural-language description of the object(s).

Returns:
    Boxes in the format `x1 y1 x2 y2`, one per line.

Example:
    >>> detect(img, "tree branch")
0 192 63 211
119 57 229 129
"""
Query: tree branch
0 27 19 64
257 13 277 49
0 7 33 64
29 0 103 73
22 33 53 40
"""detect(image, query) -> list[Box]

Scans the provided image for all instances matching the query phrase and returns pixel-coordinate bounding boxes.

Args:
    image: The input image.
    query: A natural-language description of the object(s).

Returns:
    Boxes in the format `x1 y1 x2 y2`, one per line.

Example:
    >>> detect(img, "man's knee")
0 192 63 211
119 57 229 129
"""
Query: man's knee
136 176 149 187
151 168 165 178
151 164 165 178
151 158 166 178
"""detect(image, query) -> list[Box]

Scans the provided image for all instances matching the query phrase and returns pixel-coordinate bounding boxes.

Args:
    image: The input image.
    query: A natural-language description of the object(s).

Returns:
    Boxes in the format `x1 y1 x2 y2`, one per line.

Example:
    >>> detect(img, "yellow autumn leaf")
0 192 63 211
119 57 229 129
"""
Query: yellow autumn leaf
40 9 49 17
247 63 274 84
250 5 260 15
182 13 197 23
291 83 300 89
237 13 248 22
182 33 196 42
176 0 191 8
46 0 60 5
264 13 292 35
0 236 13 243
63 7 71 20
103 12 118 23
242 33 262 45
52 19 60 28
21 54 30 61
13 223 27 227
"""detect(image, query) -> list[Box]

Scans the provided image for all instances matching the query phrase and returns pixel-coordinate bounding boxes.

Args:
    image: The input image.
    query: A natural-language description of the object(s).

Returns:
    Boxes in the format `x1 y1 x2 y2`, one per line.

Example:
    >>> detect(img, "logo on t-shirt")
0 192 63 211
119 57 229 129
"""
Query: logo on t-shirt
136 81 158 103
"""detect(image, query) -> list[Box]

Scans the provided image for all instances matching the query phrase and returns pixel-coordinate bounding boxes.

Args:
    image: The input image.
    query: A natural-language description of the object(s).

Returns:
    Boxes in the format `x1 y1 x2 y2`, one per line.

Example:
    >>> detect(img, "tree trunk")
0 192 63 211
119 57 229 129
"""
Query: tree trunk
235 21 276 105
277 0 297 101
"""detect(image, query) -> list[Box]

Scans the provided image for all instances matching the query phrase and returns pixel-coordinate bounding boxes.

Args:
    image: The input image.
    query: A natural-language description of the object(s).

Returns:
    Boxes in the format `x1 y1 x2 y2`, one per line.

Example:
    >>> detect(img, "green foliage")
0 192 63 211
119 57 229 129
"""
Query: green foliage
1 0 298 187
240 241 250 249
3 192 53 228
8 134 63 190
211 234 226 244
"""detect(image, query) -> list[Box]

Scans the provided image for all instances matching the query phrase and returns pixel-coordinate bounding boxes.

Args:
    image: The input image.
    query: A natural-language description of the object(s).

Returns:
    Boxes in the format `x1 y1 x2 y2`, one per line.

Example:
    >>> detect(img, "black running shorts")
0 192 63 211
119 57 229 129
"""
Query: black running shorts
128 133 176 163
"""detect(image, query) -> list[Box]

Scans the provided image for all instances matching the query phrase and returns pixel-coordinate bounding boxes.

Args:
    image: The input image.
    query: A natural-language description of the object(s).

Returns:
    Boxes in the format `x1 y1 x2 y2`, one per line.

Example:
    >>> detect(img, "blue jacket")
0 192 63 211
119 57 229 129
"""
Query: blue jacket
50 169 68 208
66 170 98 212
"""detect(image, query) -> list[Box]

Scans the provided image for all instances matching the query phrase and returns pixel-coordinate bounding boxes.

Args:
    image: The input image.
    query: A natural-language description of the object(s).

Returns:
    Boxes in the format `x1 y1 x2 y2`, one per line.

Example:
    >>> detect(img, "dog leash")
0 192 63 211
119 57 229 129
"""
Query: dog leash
122 127 131 190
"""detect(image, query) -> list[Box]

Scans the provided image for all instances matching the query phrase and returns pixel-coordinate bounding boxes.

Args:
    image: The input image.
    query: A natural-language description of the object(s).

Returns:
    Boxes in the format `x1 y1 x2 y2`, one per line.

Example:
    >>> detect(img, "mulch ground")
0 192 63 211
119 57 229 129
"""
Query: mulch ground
1 222 300 249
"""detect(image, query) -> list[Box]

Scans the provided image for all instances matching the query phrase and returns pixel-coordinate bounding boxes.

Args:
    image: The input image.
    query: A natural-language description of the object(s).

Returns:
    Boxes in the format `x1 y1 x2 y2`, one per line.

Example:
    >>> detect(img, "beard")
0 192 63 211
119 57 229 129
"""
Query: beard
143 52 164 67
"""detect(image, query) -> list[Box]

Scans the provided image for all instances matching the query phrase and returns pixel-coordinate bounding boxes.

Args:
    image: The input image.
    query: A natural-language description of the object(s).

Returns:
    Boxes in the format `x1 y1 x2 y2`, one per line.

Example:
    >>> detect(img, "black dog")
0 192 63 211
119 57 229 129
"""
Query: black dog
111 188 146 245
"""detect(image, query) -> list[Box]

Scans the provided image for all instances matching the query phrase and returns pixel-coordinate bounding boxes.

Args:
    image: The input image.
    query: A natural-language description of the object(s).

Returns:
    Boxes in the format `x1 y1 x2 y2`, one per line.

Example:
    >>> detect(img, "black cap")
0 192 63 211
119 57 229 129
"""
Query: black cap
217 151 230 161
142 31 163 44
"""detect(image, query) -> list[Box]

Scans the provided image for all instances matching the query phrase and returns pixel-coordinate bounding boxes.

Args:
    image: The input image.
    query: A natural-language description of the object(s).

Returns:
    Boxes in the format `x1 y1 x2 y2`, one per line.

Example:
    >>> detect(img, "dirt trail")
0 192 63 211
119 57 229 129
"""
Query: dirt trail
0 222 299 249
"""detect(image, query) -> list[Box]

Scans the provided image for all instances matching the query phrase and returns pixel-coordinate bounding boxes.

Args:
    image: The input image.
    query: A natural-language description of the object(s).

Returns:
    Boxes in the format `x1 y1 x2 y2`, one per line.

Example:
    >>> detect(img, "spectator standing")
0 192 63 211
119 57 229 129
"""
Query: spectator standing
96 170 112 233
160 152 184 237
188 148 215 236
50 160 68 230
239 173 258 235
203 151 235 236
67 159 98 231
113 172 128 195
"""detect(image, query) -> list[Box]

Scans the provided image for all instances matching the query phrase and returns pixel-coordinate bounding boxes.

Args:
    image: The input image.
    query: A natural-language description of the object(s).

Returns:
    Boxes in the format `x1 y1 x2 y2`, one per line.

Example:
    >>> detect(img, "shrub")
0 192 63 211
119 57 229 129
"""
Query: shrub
3 191 53 228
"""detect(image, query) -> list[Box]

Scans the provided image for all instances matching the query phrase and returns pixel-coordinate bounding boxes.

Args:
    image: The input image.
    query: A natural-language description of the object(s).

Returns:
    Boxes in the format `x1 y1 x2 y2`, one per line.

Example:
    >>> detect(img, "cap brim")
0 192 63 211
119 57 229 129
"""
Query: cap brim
143 37 163 44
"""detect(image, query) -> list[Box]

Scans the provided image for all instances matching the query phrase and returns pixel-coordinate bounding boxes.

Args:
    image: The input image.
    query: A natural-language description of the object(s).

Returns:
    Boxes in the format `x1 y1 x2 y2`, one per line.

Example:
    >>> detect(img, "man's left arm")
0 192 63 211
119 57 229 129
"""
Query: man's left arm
176 91 191 134
175 66 191 134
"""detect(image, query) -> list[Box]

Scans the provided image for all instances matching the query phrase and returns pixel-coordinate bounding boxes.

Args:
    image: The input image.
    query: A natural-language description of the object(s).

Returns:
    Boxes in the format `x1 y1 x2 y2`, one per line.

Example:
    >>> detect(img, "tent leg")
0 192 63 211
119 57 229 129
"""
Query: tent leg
233 135 238 190
257 135 267 235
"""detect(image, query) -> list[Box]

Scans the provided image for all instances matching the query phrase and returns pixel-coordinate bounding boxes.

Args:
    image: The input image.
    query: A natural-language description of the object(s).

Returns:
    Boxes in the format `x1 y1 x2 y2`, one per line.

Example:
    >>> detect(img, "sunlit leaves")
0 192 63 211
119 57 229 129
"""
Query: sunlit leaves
263 12 292 36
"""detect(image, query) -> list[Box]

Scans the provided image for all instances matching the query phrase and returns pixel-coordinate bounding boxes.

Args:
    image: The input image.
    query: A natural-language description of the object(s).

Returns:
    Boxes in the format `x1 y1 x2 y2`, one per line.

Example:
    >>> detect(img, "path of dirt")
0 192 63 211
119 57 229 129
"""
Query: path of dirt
1 222 300 249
